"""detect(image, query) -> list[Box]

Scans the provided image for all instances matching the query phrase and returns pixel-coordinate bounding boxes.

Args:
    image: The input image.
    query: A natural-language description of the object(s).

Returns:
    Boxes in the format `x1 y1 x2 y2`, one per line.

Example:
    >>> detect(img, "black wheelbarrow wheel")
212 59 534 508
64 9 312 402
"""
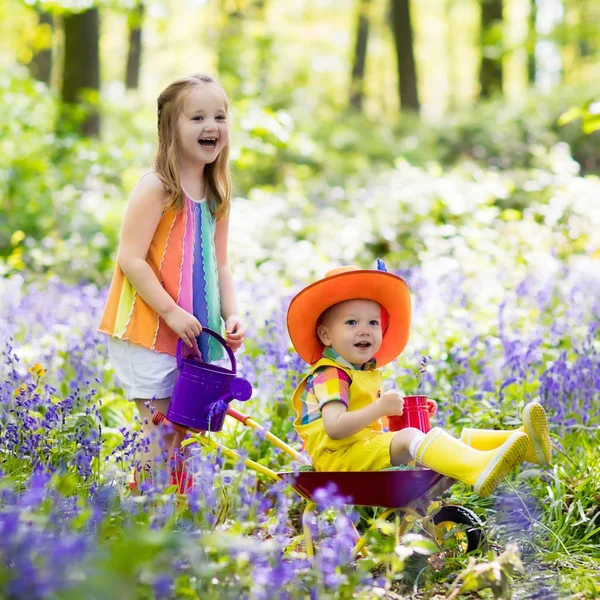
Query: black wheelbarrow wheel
432 505 486 553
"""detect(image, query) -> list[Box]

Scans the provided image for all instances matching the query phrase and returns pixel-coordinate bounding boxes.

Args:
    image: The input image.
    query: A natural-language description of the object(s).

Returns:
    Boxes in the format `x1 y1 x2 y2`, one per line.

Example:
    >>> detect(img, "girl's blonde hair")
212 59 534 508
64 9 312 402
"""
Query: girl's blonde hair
154 74 231 220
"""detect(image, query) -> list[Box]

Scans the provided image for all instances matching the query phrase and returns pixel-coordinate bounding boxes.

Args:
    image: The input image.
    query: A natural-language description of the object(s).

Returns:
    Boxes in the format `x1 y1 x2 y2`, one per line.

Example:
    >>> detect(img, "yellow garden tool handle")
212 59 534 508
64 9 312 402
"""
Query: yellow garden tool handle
227 406 310 464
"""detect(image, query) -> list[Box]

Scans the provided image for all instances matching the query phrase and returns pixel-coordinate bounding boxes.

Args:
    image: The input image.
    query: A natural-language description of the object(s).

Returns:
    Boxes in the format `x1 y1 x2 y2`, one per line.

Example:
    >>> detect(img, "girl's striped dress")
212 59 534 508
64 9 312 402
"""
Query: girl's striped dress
99 194 224 362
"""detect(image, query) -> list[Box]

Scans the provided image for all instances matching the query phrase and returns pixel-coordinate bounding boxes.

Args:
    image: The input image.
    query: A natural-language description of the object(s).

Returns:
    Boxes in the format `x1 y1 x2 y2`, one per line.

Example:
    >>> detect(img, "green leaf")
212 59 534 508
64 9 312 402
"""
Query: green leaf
557 106 584 127
582 114 600 134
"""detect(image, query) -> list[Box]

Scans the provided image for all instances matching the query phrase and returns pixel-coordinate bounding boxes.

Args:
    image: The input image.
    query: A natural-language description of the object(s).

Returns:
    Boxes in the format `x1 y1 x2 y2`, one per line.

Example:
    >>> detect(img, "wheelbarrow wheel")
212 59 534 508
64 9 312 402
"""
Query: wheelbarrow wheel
432 505 486 553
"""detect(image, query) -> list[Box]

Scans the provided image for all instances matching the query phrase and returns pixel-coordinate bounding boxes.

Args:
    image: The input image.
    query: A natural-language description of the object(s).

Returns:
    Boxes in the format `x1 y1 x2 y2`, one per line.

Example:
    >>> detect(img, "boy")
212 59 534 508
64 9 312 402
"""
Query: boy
286 264 551 497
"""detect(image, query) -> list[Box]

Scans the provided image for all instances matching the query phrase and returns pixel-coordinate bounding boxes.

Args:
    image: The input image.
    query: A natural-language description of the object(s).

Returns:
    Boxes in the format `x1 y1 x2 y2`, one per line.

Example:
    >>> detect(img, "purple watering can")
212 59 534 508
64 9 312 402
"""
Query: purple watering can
166 327 252 432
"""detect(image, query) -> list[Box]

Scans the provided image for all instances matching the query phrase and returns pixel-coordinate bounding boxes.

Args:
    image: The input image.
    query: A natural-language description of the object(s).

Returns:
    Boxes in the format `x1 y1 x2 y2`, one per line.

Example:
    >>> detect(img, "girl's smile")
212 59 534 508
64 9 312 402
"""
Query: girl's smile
178 85 228 166
198 137 218 150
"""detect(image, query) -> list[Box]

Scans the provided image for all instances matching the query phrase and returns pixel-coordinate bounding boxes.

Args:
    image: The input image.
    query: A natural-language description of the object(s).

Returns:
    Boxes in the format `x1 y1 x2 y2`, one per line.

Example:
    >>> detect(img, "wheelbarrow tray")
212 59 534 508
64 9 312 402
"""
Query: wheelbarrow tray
279 469 455 508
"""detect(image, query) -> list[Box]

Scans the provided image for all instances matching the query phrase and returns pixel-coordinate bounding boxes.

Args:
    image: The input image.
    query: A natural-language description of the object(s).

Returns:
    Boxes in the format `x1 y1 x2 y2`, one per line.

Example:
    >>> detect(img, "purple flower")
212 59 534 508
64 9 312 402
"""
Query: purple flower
153 573 174 599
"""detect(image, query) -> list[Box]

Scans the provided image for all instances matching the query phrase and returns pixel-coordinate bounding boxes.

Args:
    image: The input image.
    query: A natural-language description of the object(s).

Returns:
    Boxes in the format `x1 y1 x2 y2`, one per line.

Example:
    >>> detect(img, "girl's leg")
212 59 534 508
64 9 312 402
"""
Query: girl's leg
134 397 184 476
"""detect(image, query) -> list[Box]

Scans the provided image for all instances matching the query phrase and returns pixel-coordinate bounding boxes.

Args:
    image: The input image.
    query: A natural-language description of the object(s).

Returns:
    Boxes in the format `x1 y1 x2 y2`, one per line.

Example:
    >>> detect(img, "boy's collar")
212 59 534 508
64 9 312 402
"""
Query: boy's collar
322 346 377 371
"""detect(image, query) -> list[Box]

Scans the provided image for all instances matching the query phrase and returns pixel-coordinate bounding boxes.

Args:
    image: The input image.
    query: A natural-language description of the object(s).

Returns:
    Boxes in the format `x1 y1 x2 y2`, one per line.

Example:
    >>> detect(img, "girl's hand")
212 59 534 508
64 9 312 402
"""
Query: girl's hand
376 390 404 417
224 315 246 351
161 305 202 348
427 399 438 417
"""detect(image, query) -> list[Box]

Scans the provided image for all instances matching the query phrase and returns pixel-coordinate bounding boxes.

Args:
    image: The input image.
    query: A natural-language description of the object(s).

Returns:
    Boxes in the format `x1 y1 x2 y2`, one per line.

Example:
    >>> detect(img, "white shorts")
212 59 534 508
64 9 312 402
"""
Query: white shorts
106 337 178 400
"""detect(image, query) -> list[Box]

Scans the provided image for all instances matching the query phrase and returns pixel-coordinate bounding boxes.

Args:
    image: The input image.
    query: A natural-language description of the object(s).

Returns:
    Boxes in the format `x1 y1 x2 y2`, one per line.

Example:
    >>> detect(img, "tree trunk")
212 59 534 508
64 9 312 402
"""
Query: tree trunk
445 0 459 110
61 8 100 136
479 0 503 98
578 0 593 58
527 0 537 84
349 0 372 111
29 9 53 85
217 1 246 98
254 0 271 96
390 0 419 113
125 3 144 89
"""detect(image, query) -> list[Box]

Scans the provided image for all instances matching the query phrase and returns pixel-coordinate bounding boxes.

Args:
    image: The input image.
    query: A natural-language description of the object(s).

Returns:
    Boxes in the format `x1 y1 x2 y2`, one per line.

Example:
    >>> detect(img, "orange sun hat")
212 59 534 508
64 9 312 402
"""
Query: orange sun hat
286 265 412 367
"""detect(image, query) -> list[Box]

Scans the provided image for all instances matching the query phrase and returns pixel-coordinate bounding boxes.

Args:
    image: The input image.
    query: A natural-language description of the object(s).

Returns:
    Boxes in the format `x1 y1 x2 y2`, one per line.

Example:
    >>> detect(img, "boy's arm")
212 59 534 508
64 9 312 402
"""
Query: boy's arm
322 387 406 440
313 366 404 440
322 401 385 440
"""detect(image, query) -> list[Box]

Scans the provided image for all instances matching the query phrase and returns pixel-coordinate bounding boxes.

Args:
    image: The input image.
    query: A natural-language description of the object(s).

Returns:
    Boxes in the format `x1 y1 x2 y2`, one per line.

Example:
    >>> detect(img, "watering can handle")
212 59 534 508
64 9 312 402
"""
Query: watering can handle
176 327 237 373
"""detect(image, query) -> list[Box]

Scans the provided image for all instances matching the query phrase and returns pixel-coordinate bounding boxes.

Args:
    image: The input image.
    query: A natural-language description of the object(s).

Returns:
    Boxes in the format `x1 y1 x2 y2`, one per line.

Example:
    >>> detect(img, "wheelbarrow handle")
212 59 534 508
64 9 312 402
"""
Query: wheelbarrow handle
176 327 237 372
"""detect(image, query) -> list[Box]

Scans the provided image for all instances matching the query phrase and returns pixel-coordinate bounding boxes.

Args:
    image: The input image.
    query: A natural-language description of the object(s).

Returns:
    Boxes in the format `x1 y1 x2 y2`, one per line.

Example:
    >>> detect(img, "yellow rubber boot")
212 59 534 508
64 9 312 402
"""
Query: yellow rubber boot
414 428 529 497
460 403 552 466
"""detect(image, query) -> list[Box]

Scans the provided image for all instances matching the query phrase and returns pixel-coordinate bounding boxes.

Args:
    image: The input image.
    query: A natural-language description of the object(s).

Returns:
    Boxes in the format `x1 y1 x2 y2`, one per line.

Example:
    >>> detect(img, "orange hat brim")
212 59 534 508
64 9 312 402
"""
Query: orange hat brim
287 269 411 366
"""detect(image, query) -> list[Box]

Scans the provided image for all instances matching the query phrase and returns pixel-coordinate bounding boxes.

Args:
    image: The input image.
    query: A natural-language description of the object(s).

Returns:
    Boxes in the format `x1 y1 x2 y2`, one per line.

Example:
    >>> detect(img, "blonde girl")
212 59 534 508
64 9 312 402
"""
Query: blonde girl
99 74 246 479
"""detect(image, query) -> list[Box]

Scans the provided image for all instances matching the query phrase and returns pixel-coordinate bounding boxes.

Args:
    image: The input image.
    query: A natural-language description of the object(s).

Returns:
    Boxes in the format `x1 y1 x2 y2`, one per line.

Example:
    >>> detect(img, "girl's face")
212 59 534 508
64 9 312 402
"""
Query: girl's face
177 84 229 168
317 299 383 365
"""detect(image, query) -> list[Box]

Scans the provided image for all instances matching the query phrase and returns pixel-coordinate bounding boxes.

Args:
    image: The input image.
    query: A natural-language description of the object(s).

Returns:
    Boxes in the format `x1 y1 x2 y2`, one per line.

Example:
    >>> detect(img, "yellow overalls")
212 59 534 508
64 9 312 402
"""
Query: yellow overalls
293 357 395 471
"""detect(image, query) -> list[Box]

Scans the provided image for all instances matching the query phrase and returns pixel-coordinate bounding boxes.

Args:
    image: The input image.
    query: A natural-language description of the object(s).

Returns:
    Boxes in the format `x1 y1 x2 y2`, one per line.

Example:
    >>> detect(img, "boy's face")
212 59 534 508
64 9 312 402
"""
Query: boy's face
317 299 383 365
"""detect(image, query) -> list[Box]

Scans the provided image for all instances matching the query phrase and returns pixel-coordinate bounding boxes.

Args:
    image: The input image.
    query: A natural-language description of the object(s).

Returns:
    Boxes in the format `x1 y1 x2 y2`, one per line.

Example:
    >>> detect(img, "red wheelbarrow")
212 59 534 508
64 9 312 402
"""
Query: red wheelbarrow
154 405 485 559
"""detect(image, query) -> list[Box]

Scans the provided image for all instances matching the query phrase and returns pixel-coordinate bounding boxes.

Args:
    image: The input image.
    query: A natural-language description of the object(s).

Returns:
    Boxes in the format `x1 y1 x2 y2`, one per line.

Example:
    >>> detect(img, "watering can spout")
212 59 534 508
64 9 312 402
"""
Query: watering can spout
229 376 253 401
213 376 252 405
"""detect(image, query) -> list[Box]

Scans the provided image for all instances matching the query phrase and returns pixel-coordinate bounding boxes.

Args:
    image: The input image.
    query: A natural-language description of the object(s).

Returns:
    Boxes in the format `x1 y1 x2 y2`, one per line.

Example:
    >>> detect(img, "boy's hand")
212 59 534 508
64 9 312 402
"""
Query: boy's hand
225 315 246 352
426 399 438 417
376 390 404 417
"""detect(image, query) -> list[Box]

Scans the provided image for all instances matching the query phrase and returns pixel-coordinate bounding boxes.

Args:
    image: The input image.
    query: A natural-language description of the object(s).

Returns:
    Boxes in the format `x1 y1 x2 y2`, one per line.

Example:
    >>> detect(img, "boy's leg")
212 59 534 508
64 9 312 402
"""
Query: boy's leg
391 427 529 497
460 402 551 465
390 427 424 465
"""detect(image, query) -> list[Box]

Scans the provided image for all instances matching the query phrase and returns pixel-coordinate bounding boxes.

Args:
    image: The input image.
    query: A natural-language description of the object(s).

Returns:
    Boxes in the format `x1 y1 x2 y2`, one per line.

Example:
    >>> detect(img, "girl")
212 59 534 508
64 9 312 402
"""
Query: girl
99 74 246 481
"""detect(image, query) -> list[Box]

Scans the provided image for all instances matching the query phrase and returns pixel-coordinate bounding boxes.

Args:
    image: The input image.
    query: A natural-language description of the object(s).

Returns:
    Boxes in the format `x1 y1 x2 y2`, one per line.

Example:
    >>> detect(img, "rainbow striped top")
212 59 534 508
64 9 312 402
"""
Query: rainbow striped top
98 193 223 361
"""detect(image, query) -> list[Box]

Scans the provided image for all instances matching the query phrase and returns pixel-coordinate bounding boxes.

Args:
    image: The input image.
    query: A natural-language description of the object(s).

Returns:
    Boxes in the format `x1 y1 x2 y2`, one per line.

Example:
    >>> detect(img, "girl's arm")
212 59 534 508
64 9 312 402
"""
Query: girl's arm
214 216 246 350
321 390 405 440
117 173 201 347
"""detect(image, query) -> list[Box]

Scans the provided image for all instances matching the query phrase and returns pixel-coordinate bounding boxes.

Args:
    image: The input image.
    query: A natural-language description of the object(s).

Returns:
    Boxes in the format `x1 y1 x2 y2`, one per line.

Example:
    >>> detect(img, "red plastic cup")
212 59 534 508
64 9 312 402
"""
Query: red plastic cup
387 395 431 433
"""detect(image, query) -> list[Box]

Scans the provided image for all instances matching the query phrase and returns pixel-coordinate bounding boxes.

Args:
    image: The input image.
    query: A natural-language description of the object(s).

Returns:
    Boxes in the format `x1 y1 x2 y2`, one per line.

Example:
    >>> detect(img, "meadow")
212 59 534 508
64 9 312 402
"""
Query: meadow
2 66 599 596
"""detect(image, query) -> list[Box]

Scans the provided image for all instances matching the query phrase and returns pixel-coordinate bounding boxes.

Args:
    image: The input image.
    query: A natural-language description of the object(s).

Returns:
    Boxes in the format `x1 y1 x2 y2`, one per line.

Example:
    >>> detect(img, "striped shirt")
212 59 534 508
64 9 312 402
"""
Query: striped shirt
98 192 223 361
297 347 376 425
